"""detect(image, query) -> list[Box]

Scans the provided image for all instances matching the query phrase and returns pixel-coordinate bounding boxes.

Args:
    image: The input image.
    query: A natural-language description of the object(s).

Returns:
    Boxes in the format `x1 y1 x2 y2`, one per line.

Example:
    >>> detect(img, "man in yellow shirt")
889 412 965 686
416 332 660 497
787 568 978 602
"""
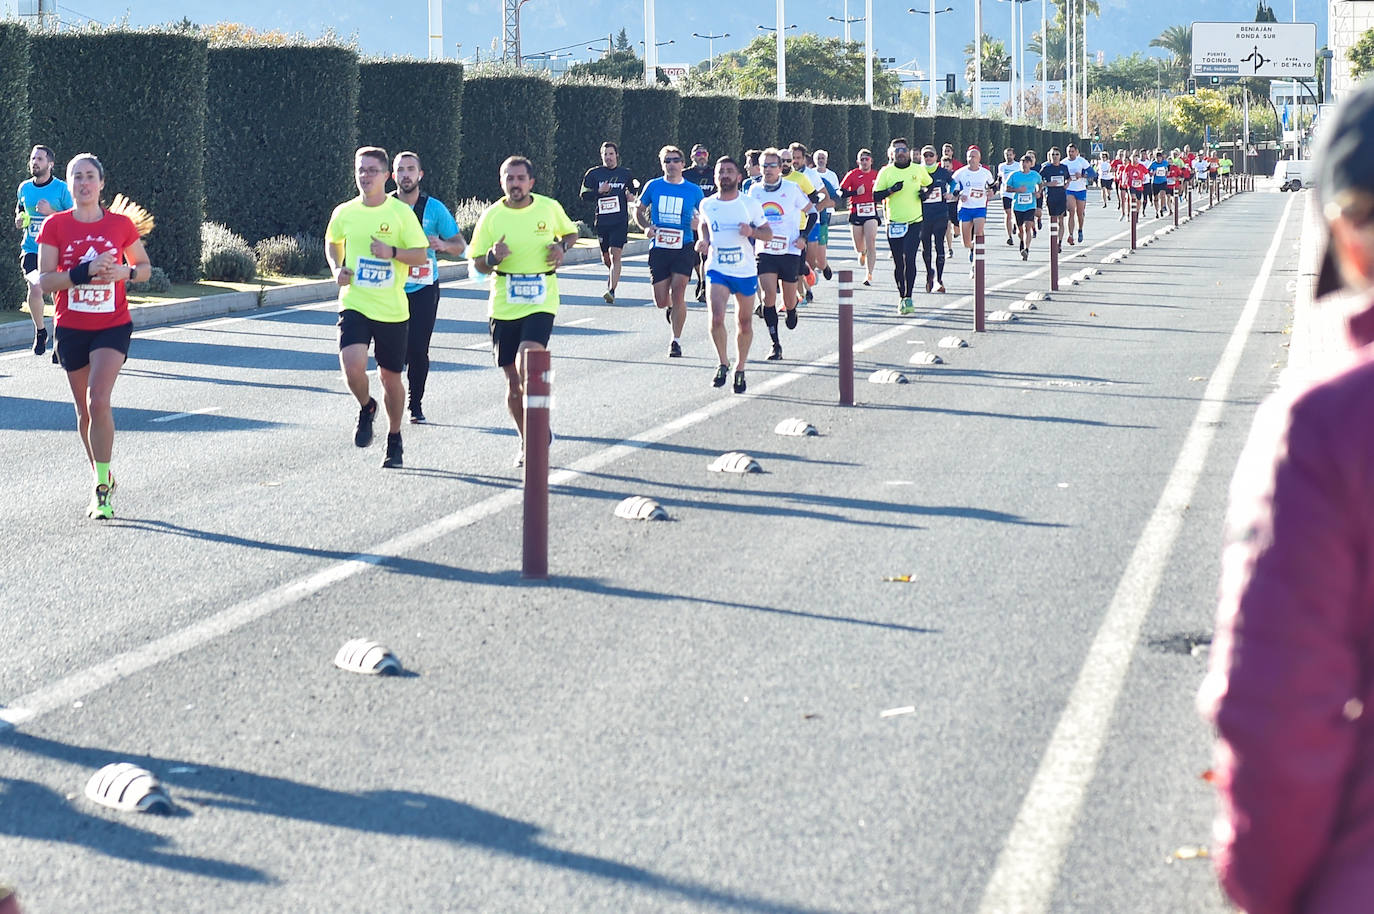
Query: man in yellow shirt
872 136 933 314
325 146 429 468
470 155 579 467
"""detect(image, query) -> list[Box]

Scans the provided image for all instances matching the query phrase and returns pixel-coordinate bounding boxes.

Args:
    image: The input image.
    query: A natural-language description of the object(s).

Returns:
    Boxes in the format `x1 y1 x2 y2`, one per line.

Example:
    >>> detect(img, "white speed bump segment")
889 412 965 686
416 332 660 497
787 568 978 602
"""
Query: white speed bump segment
709 452 762 474
908 351 943 365
334 639 402 676
614 496 669 520
987 310 1018 322
869 369 910 383
774 418 819 437
85 763 173 814
938 336 968 349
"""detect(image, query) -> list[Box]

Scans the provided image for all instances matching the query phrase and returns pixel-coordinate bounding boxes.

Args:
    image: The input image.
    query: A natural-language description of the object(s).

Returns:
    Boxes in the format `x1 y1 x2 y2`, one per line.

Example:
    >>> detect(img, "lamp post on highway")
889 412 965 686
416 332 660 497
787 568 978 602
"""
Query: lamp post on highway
828 13 864 45
758 22 797 97
974 0 983 113
908 5 953 116
692 31 729 72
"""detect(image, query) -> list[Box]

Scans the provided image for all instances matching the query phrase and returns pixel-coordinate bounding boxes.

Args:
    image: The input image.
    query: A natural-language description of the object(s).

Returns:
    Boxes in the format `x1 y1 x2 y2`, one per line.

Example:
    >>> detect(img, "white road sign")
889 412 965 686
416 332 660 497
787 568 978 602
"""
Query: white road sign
1191 21 1317 79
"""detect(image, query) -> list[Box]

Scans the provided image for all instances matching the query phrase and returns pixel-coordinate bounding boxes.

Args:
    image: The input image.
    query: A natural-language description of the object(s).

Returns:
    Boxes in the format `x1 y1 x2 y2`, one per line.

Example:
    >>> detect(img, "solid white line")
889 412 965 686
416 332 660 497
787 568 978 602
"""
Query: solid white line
564 317 595 326
0 217 1184 731
974 192 1295 914
150 406 221 423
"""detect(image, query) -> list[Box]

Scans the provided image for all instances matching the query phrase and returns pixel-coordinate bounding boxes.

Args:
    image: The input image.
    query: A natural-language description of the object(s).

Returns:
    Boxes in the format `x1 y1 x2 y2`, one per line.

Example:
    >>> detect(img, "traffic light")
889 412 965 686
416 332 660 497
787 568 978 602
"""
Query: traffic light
1209 76 1221 86
1186 77 1197 95
945 73 956 93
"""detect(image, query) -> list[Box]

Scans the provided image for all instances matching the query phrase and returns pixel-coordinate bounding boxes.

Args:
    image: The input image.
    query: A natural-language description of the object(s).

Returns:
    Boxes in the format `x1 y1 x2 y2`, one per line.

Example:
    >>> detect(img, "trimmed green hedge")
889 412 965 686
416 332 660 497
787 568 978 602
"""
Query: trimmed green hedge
886 110 915 150
810 102 849 165
207 44 356 248
1 23 30 310
934 115 962 159
30 31 207 282
844 103 872 164
912 116 934 151
777 100 813 149
620 85 680 185
679 94 741 166
357 59 464 208
456 71 555 204
551 79 623 221
738 98 779 158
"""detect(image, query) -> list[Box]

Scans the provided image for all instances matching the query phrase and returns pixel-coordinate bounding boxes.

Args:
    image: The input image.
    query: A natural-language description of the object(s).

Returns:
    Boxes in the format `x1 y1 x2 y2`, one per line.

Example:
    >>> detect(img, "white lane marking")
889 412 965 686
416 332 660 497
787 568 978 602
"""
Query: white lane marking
460 341 490 351
0 216 1192 730
974 193 1295 914
564 317 595 326
150 407 222 424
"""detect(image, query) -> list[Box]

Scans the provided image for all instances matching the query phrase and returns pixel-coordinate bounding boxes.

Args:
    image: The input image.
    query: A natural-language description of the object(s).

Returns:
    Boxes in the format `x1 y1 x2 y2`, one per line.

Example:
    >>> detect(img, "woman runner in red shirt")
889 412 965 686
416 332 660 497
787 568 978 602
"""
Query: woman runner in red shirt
37 153 151 520
839 149 881 285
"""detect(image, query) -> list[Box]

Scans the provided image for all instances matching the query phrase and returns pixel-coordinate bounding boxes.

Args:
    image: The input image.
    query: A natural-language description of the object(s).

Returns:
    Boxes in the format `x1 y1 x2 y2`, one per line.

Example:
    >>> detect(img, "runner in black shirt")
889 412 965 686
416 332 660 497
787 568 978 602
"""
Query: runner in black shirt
1038 148 1071 249
918 146 957 293
684 143 716 301
580 141 636 303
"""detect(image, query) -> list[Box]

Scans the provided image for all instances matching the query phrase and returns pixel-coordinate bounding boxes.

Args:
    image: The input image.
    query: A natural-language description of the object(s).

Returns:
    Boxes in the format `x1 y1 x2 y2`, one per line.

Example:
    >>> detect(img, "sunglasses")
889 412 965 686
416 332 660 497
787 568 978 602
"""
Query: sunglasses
662 156 683 163
922 151 936 157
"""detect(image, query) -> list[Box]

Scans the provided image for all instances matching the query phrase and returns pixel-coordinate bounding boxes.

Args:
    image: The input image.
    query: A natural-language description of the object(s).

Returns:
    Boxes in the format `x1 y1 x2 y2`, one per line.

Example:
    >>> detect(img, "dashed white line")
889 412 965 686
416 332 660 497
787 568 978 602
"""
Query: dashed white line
150 406 222 423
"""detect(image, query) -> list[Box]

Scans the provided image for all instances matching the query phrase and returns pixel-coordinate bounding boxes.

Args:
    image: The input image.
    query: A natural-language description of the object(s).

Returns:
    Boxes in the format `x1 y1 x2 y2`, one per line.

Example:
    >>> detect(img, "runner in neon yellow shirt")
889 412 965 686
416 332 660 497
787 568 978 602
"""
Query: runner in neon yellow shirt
872 136 933 314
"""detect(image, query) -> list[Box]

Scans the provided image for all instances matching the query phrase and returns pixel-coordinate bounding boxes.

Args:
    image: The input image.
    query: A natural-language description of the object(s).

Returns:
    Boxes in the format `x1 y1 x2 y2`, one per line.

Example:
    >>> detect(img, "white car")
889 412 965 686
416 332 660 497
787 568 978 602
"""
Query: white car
1274 159 1315 192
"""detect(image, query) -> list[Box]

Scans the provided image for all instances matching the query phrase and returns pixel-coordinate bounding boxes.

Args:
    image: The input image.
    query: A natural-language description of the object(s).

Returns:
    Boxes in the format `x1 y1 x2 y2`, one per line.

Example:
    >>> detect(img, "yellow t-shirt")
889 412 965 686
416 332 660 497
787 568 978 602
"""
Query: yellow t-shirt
469 194 578 320
874 162 934 224
325 196 428 323
783 170 817 231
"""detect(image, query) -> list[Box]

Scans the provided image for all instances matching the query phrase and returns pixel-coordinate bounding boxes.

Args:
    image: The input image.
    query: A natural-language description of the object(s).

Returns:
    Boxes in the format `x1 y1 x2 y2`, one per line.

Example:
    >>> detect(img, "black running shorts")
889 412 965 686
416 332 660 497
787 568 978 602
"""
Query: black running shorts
756 252 801 283
489 312 555 368
19 252 38 279
55 321 132 372
338 308 408 374
648 246 696 283
1046 195 1067 217
597 224 628 252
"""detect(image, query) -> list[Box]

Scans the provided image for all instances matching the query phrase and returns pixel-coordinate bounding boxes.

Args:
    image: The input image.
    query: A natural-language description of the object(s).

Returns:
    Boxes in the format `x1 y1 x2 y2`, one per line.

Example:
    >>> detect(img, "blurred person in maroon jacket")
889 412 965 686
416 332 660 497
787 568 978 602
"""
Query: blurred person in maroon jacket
0 885 22 914
1198 78 1374 914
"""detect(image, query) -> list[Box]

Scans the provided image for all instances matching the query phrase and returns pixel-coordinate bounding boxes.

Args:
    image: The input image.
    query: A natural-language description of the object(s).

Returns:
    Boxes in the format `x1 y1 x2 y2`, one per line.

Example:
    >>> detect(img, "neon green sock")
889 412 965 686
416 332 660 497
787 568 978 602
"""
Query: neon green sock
95 461 110 488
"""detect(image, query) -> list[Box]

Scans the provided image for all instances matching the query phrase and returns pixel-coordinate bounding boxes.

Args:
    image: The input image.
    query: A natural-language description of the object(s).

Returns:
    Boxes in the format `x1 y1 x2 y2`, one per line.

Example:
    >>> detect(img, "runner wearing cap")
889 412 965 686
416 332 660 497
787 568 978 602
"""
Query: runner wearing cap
918 145 957 293
684 143 716 302
952 146 995 275
580 141 637 303
839 148 880 285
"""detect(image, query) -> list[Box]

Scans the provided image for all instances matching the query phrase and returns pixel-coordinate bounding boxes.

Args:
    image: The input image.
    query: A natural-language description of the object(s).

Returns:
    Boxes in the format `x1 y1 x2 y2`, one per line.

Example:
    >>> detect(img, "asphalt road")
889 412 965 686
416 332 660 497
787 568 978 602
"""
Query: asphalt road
0 186 1298 913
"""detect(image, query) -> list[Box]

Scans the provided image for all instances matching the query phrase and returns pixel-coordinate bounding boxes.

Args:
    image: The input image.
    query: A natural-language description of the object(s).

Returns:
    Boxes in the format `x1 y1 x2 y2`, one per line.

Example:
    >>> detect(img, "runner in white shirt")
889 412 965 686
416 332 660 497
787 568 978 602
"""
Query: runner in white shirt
1062 143 1092 244
812 149 841 282
997 147 1020 247
789 142 830 301
749 147 814 362
952 146 995 274
697 157 772 394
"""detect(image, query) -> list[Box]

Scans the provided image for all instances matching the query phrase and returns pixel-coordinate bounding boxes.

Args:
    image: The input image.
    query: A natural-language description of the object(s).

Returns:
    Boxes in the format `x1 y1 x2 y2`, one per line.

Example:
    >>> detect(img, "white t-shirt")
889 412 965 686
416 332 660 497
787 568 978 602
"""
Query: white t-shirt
1194 158 1209 179
815 168 840 206
801 166 829 203
700 194 768 278
1063 156 1092 192
952 166 995 211
748 180 811 257
997 162 1019 199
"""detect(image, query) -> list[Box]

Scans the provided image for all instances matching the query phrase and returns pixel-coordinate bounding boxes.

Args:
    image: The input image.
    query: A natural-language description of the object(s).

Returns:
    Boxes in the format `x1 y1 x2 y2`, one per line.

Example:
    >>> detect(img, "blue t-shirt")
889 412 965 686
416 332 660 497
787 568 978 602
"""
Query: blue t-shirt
397 194 460 292
17 177 73 254
1150 160 1170 184
1005 170 1043 212
640 177 704 247
1038 163 1070 199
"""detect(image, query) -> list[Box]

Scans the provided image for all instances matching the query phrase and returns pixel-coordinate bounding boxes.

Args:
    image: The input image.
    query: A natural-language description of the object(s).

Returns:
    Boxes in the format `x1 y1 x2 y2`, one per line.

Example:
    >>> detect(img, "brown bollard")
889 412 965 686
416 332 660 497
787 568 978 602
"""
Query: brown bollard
1174 190 1180 227
1130 195 1138 250
522 347 551 580
975 232 986 333
1188 186 1193 219
838 269 854 406
1049 221 1059 291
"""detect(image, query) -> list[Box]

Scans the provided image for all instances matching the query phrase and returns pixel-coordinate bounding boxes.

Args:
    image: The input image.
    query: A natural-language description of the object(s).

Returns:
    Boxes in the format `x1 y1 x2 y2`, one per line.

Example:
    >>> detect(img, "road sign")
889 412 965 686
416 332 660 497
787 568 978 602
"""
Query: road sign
1091 142 1104 155
1191 21 1316 79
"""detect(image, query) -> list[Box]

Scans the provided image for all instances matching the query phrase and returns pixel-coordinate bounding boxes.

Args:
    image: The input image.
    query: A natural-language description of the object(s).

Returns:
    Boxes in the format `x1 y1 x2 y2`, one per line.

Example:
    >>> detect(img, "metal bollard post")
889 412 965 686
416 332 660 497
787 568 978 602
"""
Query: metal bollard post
1049 221 1059 291
1130 195 1138 250
1174 190 1180 227
522 348 551 581
1188 186 1193 219
838 270 854 406
974 232 986 333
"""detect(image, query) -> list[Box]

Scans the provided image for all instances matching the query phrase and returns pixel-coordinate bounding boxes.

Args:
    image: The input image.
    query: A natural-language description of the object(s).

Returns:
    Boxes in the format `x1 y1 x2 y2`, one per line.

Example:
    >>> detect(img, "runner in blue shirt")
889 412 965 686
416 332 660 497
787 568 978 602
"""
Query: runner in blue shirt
1005 153 1043 260
636 145 705 359
392 151 465 424
1148 150 1171 218
14 145 73 355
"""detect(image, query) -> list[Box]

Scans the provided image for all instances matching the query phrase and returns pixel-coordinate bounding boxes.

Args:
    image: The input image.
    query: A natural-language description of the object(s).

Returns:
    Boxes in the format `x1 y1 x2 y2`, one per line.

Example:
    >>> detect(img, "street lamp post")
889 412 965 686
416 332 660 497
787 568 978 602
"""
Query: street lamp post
974 0 983 113
757 22 797 98
908 6 953 116
692 31 729 72
828 13 864 45
643 0 656 84
1040 0 1047 127
865 0 874 106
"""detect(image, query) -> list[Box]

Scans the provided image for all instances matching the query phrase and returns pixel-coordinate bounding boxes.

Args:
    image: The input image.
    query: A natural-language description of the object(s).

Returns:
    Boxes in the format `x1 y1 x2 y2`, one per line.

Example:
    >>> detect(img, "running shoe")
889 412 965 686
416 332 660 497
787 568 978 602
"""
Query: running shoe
968 249 974 263
409 403 426 424
87 484 113 520
1021 247 1029 261
863 278 872 286
713 363 729 388
804 289 813 304
603 290 615 304
669 340 682 358
1077 229 1084 243
695 281 706 303
33 327 47 356
1006 236 1014 246
1066 235 1075 246
925 273 933 293
935 281 946 293
899 298 915 315
733 370 746 394
768 342 783 361
754 303 763 319
785 307 799 330
822 265 833 281
382 433 403 468
354 397 377 448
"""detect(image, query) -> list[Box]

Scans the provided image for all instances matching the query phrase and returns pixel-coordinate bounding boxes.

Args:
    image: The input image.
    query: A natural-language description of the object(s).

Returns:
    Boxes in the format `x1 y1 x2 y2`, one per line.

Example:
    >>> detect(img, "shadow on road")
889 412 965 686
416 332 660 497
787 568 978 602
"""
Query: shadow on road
0 396 287 433
0 731 846 913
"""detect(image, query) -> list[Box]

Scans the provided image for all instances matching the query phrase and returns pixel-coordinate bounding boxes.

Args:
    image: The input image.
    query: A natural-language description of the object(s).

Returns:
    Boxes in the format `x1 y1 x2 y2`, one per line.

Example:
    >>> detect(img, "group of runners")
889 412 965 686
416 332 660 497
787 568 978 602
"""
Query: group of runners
16 132 1231 519
1099 145 1232 221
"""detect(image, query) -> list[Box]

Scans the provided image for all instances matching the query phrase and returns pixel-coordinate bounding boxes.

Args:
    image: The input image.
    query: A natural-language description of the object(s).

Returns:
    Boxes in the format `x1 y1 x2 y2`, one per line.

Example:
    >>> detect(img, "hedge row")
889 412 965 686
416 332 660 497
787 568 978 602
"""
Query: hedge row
357 59 465 209
552 80 622 222
30 32 206 282
738 98 779 155
1 23 29 311
679 94 742 174
456 72 557 205
619 85 680 184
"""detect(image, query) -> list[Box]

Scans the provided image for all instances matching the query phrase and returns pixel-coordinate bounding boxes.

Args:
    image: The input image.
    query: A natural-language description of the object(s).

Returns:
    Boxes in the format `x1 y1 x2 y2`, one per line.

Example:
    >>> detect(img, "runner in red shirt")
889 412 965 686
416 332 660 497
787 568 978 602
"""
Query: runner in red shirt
941 143 964 173
37 152 151 520
839 149 881 285
1122 153 1149 222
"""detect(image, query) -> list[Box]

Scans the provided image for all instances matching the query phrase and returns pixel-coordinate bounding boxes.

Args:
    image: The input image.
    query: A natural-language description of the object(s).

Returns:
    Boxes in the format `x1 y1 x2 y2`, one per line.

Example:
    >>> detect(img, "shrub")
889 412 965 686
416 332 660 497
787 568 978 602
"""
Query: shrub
201 222 256 282
0 23 29 310
128 266 172 295
451 197 494 239
738 97 780 157
357 59 464 208
254 233 329 276
620 85 680 184
844 103 872 165
457 69 556 203
810 102 849 166
679 94 742 165
206 43 358 244
551 78 624 221
912 116 935 150
777 100 814 147
934 115 962 157
29 30 207 282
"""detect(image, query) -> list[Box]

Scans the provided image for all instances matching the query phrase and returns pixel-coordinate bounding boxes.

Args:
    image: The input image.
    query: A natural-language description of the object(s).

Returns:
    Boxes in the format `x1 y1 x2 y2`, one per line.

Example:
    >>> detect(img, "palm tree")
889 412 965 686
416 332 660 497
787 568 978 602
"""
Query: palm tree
964 34 1011 82
1150 24 1192 79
